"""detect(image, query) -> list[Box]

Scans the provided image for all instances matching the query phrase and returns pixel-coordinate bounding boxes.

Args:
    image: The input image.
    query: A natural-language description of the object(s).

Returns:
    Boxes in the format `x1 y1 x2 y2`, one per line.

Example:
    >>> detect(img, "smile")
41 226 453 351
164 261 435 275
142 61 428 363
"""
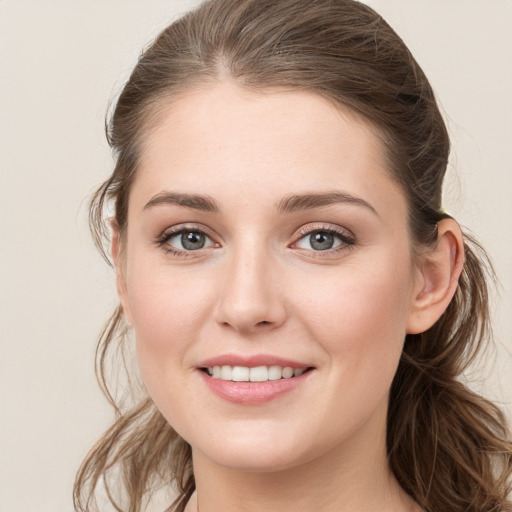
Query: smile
197 356 314 404
205 365 306 382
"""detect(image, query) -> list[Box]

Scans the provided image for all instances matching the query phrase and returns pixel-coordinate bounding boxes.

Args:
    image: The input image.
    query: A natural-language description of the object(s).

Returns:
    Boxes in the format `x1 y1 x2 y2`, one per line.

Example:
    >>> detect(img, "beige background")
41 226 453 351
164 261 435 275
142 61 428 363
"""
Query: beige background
1 1 511 511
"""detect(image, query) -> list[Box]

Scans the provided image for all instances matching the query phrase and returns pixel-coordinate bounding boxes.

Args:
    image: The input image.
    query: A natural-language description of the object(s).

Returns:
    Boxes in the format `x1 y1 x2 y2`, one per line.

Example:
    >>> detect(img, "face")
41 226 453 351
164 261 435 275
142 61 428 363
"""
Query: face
117 82 423 473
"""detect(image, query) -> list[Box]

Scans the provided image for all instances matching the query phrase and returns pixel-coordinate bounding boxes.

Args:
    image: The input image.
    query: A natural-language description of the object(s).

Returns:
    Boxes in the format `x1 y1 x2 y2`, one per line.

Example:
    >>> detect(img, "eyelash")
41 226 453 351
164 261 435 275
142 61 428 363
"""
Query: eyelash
155 223 356 258
292 224 356 256
156 225 217 258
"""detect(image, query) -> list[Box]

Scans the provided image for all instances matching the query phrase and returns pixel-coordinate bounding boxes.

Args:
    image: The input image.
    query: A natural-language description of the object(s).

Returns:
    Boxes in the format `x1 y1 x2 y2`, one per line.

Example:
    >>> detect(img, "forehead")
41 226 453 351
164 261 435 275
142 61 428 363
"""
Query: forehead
131 82 405 217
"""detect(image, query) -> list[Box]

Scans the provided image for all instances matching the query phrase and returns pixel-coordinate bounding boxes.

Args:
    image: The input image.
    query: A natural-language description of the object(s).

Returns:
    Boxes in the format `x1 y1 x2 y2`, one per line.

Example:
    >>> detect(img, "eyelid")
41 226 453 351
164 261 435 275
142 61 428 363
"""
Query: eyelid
156 223 220 256
155 222 355 258
290 223 356 254
294 222 354 239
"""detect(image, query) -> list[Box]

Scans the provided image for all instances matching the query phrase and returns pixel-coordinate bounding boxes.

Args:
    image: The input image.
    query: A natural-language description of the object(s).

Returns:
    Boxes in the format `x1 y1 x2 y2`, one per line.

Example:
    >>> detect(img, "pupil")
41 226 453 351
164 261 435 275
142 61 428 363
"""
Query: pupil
181 231 205 250
310 232 334 251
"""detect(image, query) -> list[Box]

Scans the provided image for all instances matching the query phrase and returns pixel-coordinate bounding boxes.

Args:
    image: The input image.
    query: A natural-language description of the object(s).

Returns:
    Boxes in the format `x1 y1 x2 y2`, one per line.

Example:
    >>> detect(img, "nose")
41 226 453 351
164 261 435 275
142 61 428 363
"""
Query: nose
214 246 287 335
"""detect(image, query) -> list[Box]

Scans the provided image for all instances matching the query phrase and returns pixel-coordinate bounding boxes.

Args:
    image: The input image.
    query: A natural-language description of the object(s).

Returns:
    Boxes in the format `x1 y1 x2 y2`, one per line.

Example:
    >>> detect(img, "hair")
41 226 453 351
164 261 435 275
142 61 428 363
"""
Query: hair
74 0 512 511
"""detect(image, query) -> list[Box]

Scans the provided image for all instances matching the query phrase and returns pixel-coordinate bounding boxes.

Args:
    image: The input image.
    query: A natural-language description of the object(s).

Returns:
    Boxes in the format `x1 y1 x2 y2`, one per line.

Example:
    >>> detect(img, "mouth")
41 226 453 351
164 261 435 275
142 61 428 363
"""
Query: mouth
201 365 312 382
197 356 315 404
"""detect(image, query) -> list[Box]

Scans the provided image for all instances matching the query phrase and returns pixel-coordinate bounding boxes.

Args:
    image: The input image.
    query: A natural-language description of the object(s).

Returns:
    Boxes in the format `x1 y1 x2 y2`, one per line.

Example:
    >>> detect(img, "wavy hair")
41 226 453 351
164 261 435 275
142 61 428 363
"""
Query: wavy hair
74 1 512 511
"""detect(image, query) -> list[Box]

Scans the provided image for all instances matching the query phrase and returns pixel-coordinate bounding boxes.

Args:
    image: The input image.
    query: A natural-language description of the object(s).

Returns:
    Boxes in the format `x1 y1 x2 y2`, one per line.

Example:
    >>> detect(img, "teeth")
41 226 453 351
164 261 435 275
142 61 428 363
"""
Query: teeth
220 366 232 380
232 366 250 382
250 366 268 382
282 367 294 379
268 365 282 381
207 365 306 382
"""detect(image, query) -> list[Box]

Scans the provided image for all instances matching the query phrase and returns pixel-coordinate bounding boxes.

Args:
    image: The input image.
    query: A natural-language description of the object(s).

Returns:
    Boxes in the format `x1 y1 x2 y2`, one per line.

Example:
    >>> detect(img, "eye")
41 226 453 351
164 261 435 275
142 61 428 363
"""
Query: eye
297 231 340 251
159 228 216 253
293 226 355 253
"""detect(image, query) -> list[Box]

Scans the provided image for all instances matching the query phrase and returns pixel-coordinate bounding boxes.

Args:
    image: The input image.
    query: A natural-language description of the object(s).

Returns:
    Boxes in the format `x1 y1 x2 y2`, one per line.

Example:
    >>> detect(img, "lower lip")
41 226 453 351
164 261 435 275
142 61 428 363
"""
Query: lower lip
198 370 312 405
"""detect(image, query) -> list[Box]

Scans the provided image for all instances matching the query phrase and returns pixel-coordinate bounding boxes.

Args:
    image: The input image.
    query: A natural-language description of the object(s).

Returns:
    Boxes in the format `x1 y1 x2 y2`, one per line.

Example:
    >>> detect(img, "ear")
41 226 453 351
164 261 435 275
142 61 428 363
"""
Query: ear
406 218 465 334
111 221 134 326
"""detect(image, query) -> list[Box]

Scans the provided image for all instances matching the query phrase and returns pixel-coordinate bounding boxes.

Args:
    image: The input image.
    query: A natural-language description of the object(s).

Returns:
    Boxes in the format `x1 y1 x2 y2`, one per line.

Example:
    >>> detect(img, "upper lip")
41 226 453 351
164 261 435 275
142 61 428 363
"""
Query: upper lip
198 354 311 369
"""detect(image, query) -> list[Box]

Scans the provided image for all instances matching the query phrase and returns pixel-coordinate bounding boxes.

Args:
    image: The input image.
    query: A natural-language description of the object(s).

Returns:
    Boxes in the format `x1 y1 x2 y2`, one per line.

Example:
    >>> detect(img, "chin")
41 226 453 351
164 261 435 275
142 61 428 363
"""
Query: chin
200 445 305 473
192 424 341 476
181 422 310 473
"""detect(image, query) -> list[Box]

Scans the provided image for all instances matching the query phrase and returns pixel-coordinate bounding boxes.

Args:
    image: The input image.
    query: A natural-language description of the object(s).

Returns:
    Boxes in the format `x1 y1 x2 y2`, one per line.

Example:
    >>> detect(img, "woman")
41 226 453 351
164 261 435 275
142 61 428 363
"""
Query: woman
74 0 512 511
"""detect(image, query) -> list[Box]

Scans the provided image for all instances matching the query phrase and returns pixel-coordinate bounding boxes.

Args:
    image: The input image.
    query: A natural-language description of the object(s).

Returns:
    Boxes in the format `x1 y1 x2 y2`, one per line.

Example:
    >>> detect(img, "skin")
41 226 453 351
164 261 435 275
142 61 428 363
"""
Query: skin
113 82 464 512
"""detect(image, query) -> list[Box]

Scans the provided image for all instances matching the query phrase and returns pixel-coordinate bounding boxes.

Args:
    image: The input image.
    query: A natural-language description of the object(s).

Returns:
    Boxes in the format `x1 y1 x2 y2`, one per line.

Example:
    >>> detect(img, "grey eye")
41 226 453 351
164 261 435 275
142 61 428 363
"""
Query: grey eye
309 232 335 251
296 230 343 251
181 231 206 250
167 230 213 251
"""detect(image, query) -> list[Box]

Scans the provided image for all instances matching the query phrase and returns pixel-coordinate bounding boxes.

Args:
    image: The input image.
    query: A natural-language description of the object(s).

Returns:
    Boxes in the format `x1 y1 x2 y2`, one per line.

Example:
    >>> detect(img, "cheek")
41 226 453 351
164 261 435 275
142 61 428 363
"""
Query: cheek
293 256 413 385
126 266 217 431
126 262 216 377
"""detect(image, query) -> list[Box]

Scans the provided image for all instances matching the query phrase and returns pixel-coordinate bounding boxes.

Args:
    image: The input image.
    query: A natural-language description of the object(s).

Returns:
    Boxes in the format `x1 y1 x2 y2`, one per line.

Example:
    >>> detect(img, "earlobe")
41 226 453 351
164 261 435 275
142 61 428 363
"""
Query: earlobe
406 219 465 334
111 221 134 326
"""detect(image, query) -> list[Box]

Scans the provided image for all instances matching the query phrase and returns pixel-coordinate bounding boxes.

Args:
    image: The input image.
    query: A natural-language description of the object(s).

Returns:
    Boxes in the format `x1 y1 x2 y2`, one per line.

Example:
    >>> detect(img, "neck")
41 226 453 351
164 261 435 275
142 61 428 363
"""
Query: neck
188 411 420 512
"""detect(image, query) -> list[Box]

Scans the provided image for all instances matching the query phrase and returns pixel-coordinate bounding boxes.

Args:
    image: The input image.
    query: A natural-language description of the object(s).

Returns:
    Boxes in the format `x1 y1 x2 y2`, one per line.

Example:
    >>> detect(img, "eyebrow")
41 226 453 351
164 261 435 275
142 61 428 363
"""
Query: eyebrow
143 191 220 212
143 190 377 216
276 191 378 216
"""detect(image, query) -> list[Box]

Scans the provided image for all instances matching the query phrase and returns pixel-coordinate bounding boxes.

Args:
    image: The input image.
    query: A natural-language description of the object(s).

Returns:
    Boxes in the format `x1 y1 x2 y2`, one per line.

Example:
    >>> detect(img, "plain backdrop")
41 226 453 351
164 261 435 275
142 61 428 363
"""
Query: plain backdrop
1 1 511 511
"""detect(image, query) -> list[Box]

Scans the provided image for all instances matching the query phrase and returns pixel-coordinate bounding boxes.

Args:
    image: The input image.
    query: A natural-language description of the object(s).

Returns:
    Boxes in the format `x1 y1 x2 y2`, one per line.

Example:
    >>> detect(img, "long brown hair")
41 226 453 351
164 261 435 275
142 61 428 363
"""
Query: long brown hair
74 1 512 511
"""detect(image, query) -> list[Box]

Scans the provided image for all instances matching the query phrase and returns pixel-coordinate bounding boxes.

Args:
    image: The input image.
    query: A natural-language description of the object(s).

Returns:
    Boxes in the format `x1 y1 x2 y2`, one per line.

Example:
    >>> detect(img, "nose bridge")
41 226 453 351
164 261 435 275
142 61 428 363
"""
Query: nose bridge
215 237 285 333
